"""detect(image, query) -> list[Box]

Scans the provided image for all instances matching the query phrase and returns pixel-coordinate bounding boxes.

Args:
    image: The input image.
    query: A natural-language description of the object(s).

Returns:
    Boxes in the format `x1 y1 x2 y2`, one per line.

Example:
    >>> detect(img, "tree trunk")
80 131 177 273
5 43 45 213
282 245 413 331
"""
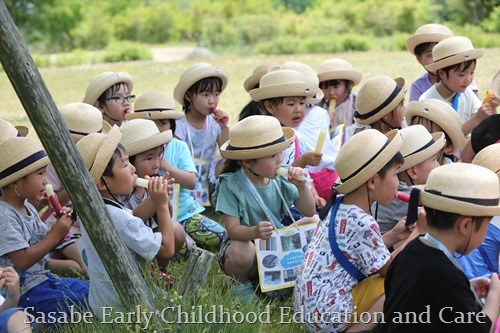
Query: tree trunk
178 247 215 299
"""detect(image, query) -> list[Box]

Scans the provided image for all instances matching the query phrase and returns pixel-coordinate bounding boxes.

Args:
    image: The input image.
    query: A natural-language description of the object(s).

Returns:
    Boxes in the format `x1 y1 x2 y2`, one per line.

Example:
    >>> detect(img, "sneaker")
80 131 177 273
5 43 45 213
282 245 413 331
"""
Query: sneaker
231 281 258 303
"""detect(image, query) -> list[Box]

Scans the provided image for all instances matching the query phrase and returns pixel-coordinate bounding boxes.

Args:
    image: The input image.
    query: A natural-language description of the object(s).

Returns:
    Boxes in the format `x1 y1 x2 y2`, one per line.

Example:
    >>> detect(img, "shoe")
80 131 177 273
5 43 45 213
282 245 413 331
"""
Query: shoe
231 281 258 303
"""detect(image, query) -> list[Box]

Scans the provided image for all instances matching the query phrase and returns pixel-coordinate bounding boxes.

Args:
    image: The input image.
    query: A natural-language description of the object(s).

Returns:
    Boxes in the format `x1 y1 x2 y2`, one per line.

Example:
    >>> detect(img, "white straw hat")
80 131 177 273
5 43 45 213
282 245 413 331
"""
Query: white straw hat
281 61 322 104
334 129 403 194
0 137 49 188
472 144 500 177
354 76 407 125
60 102 112 142
127 91 184 121
405 99 465 154
249 69 316 101
0 120 29 145
399 125 445 171
219 115 295 160
120 119 172 157
405 24 453 55
317 58 362 86
83 72 133 105
243 62 281 92
426 36 484 72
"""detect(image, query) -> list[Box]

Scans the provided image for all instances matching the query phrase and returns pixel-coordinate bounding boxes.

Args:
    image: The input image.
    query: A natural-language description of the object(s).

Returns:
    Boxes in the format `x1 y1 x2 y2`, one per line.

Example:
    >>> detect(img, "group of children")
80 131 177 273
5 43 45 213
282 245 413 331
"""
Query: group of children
0 22 499 333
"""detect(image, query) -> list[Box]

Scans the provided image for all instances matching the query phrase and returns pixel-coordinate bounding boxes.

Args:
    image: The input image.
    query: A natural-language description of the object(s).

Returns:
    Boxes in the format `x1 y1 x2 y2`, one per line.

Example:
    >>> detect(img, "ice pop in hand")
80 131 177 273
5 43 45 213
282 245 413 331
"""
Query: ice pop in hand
135 177 150 188
46 184 63 217
315 130 327 153
276 167 306 181
484 90 493 104
210 108 228 125
328 99 336 114
395 192 410 203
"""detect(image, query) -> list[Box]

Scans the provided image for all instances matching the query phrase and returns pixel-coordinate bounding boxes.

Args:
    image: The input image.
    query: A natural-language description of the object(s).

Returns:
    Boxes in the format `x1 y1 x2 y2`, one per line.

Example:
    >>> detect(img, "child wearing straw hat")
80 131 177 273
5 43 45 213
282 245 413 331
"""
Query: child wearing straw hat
345 75 407 142
76 126 175 317
128 92 226 250
316 58 362 132
0 137 89 329
294 129 417 333
374 125 445 235
377 163 500 332
83 71 134 127
406 98 466 164
214 115 315 299
0 267 31 333
0 120 29 145
420 36 498 136
456 143 500 280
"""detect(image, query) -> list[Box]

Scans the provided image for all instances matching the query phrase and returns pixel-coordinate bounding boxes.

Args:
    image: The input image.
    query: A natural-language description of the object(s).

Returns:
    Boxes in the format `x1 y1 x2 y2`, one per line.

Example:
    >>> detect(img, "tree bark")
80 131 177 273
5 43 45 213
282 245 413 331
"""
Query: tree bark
178 247 215 299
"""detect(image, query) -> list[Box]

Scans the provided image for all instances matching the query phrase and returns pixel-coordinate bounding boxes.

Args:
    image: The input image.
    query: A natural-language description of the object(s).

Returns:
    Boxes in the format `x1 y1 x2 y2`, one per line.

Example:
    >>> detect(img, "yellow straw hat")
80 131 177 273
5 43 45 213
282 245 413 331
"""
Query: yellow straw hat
60 102 112 142
76 125 122 184
249 69 316 101
334 129 403 194
472 144 500 177
354 76 407 125
0 120 29 145
243 62 281 92
219 115 295 160
120 119 172 157
281 61 322 104
83 72 133 105
317 58 362 86
0 137 49 188
126 91 184 121
405 99 466 154
173 63 228 106
399 125 445 171
405 24 453 55
426 36 484 72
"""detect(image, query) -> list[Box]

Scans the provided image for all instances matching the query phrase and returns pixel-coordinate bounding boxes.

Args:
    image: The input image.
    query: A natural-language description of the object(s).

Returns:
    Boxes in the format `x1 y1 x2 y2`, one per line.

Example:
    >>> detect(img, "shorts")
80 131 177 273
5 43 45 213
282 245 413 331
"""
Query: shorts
347 274 385 328
0 307 38 332
180 213 226 250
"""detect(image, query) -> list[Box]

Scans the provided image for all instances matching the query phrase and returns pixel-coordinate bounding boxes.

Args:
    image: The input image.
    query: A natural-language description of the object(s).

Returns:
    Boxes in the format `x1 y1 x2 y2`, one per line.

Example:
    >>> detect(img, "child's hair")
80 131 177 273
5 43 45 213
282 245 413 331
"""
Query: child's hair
96 83 128 105
102 144 126 178
238 101 269 121
414 42 436 57
438 59 476 78
377 152 404 178
261 96 306 112
410 116 454 151
184 77 223 111
168 119 176 135
426 207 488 231
221 159 243 174
319 79 353 93
128 145 165 166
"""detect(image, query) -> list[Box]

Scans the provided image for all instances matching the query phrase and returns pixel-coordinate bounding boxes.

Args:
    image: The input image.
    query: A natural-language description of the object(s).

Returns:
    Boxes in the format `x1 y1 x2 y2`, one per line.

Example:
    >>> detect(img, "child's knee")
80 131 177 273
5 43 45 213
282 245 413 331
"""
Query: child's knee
226 241 255 266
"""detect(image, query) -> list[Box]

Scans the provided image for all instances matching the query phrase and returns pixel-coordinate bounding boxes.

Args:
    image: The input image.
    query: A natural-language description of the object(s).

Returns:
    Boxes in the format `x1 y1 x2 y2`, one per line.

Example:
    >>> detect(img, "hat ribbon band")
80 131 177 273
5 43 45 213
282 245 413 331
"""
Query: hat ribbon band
227 135 285 151
354 84 402 120
404 138 435 158
434 51 475 63
135 108 175 112
70 128 102 136
0 150 47 180
425 189 499 206
341 139 390 182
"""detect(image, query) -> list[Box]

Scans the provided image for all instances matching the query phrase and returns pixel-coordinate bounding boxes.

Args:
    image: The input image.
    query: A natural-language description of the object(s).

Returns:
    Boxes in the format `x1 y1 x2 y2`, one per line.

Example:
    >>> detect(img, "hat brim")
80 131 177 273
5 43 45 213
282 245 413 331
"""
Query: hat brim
419 185 500 216
405 101 466 154
249 83 317 101
334 129 403 194
83 72 134 105
0 155 49 188
220 127 295 160
426 49 484 72
90 126 123 183
14 125 29 137
491 71 500 97
123 130 173 157
71 120 113 143
405 33 452 55
244 69 269 92
173 67 228 106
125 110 184 121
401 132 445 171
317 70 362 86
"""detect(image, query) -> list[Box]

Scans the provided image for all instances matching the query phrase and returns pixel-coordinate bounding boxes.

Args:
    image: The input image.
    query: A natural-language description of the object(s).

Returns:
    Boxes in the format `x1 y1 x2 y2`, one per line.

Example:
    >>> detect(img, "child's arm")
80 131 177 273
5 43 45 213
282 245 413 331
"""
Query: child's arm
310 183 327 210
288 167 316 217
148 176 175 265
0 266 20 312
161 158 196 190
479 273 500 332
7 209 73 271
215 109 230 149
224 215 273 241
292 151 322 168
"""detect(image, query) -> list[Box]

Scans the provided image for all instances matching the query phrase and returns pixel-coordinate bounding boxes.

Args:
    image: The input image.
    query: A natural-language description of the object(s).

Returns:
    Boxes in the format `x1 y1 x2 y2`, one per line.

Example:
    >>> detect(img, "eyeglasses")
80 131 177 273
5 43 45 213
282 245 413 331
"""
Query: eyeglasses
105 95 136 105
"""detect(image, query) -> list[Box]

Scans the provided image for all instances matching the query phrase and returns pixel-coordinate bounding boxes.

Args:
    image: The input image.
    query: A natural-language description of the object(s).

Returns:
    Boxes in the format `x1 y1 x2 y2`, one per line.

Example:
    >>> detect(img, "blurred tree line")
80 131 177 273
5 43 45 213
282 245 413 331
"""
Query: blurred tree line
5 0 500 53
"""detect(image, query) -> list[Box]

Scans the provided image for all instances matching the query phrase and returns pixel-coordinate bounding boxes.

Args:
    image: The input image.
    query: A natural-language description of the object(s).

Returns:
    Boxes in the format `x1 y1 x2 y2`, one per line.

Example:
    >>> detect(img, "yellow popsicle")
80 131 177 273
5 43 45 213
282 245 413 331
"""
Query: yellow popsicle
135 177 150 188
315 130 327 153
276 167 306 181
328 99 336 114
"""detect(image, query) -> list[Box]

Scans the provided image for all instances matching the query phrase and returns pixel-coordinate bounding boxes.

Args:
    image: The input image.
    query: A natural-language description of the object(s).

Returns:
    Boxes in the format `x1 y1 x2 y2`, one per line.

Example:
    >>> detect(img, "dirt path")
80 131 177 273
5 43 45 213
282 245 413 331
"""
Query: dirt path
150 46 194 63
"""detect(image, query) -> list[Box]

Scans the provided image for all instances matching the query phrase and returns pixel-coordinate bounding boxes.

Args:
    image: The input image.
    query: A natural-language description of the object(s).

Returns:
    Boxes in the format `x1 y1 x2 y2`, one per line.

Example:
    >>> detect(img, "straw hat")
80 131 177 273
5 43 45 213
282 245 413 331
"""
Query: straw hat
281 61 322 104
83 72 133 105
249 69 316 102
243 63 281 92
426 36 484 72
405 24 453 55
399 125 445 171
60 102 112 142
0 120 29 145
219 115 295 160
492 70 500 97
405 99 466 154
173 63 228 106
354 76 407 125
120 119 172 157
76 125 122 184
317 58 362 86
126 91 184 121
0 137 49 188
334 129 403 194
472 144 500 177
417 163 500 216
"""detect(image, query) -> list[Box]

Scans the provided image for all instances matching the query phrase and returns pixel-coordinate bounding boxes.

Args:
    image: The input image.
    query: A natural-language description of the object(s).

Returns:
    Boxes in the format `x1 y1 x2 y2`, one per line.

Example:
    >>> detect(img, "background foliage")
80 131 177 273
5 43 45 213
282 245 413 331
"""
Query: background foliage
5 0 500 55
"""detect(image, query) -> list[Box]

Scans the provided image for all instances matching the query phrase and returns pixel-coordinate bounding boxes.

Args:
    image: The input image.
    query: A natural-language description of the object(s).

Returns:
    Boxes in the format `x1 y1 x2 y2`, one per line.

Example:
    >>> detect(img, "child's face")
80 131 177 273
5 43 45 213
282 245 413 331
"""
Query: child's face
132 146 164 178
266 96 306 128
416 47 435 73
154 119 171 133
103 151 136 196
246 152 284 179
99 84 133 127
189 89 220 116
385 100 405 129
373 164 401 205
412 154 439 185
16 167 47 202
320 80 349 104
466 216 491 254
438 63 475 94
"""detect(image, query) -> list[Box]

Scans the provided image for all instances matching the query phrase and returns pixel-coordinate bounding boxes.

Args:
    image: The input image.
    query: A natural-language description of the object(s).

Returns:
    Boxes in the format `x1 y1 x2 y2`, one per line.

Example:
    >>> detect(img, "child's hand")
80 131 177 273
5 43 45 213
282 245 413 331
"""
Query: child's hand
256 221 274 240
148 175 170 207
474 103 495 123
49 207 73 240
0 266 20 300
211 108 229 126
471 276 491 299
287 167 308 187
486 273 500 298
314 195 327 210
301 151 323 167
485 92 499 108
391 217 412 242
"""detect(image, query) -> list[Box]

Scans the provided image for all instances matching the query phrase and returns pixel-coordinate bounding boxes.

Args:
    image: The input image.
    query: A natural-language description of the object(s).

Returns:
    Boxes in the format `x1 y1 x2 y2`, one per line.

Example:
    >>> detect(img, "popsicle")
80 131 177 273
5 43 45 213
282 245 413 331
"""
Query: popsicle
210 108 228 125
315 130 327 153
395 192 410 203
46 184 63 217
276 167 306 181
328 99 336 114
135 177 150 188
484 90 492 104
